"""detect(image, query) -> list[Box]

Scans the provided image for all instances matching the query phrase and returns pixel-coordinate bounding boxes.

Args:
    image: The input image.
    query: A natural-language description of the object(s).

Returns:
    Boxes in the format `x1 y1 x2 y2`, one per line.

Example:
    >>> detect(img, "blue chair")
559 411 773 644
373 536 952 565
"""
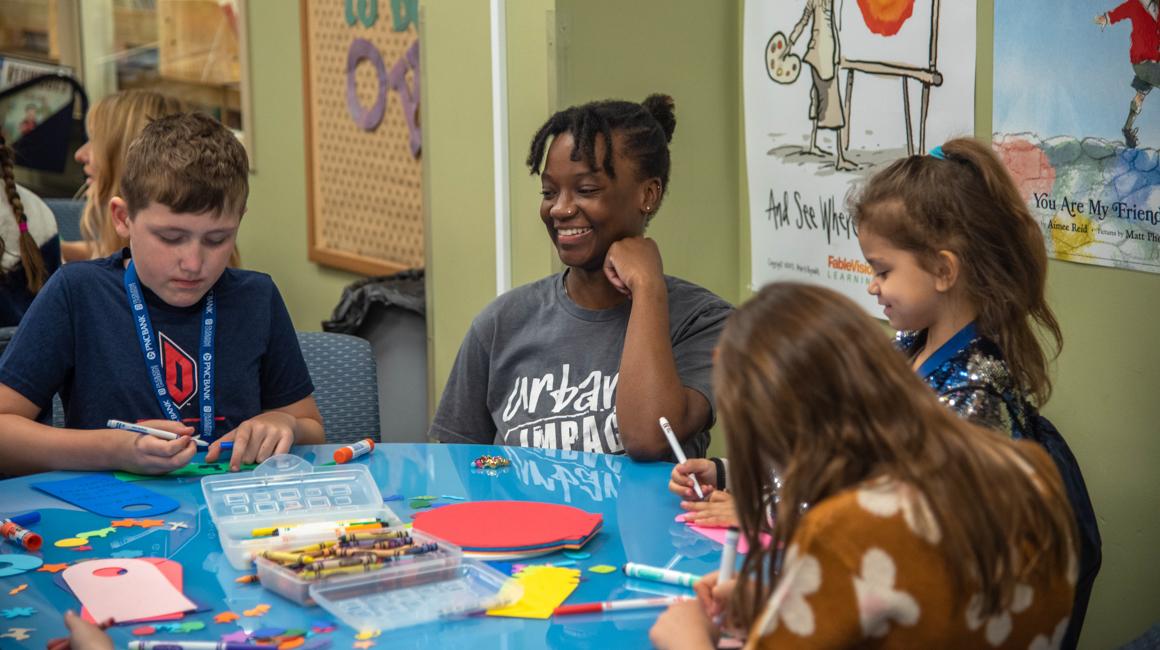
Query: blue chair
44 198 84 242
297 331 381 444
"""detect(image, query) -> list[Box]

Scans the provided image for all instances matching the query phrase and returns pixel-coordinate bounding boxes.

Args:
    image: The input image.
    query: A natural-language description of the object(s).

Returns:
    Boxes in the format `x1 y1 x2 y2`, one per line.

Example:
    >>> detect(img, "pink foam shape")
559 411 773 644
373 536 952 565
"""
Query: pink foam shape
675 513 770 554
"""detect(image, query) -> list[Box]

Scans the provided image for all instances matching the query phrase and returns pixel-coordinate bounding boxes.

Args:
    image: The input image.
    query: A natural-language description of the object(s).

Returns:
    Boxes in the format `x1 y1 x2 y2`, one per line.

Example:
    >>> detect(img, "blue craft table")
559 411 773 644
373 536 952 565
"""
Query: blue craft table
0 444 726 648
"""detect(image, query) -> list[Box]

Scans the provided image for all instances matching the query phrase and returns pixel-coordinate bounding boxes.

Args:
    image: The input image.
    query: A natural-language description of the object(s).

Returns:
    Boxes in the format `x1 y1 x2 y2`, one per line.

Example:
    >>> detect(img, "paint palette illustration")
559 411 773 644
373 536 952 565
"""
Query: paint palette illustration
766 31 802 84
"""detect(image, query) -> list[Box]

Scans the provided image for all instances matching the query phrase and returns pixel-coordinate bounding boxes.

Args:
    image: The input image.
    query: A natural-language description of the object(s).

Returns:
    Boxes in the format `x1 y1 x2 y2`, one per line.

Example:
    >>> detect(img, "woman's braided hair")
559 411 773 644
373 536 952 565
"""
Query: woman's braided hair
0 134 47 292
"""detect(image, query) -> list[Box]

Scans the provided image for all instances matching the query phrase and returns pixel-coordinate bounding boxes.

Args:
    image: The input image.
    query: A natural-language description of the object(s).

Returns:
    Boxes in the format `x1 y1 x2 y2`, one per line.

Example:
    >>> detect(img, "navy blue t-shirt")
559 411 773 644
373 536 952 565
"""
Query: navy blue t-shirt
0 250 314 441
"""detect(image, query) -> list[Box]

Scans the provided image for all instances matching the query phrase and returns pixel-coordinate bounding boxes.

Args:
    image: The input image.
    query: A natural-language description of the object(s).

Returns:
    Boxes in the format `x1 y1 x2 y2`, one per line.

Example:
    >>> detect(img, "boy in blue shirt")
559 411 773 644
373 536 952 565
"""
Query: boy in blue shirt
0 112 324 475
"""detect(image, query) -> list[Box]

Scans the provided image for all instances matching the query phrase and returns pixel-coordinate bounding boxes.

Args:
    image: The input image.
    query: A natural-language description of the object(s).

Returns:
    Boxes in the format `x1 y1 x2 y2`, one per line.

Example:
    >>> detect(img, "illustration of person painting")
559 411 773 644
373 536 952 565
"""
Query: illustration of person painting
1096 0 1160 148
789 0 856 170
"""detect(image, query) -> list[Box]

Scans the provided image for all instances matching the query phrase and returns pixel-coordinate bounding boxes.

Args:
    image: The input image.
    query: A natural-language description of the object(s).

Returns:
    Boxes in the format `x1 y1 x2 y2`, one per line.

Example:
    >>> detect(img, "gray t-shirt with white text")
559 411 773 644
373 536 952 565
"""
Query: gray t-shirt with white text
430 273 732 457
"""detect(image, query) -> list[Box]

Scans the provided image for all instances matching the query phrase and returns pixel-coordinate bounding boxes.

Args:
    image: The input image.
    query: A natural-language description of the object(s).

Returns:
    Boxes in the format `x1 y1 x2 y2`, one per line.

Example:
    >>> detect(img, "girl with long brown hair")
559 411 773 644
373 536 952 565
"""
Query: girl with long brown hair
0 133 59 326
650 283 1076 649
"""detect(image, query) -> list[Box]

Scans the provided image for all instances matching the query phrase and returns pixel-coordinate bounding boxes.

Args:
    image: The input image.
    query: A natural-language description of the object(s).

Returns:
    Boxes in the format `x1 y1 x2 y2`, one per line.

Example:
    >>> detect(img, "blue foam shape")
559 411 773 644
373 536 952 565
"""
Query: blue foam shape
0 554 43 577
30 474 180 518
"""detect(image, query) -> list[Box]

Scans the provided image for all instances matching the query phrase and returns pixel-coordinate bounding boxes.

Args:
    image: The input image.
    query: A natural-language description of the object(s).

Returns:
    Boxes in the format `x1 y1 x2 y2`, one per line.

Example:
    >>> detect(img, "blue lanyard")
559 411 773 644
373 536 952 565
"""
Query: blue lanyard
123 259 216 439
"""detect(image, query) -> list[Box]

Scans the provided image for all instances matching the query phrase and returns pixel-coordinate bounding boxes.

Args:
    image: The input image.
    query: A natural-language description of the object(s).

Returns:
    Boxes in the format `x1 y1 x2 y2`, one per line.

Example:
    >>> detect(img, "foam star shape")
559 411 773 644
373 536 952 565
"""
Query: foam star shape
214 611 240 624
166 521 189 531
6 584 26 596
0 628 33 640
0 608 35 619
136 519 166 528
37 563 69 573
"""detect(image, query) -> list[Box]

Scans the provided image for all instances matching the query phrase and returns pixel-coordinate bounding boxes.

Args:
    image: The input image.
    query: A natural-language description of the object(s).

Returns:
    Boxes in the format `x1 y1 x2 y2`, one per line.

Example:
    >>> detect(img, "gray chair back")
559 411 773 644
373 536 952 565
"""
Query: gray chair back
44 198 84 242
297 331 381 444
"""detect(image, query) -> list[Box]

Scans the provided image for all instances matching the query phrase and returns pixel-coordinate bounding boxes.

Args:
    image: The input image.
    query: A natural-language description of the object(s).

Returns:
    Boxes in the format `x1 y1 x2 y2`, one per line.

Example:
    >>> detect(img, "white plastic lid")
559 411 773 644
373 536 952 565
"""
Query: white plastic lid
201 454 391 535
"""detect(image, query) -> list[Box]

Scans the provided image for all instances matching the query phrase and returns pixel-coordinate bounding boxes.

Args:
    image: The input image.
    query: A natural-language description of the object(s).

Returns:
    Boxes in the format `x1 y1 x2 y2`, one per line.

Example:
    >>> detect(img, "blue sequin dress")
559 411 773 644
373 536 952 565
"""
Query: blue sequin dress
896 323 1035 439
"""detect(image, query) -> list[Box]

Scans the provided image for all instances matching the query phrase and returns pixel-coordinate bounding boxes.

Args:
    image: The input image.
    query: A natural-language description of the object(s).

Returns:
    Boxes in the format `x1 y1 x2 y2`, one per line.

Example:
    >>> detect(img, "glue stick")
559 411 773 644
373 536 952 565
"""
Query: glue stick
0 518 43 551
334 438 375 464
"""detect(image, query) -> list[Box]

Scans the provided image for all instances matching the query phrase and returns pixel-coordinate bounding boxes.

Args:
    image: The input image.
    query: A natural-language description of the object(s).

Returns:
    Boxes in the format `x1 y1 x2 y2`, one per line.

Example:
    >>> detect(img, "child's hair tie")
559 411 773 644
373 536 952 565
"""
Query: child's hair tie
928 145 947 160
18 221 28 233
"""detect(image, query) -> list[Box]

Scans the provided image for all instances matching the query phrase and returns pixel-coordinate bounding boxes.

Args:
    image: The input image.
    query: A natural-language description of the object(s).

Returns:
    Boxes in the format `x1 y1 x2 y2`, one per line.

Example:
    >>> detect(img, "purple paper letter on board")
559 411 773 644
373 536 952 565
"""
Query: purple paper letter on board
389 39 421 157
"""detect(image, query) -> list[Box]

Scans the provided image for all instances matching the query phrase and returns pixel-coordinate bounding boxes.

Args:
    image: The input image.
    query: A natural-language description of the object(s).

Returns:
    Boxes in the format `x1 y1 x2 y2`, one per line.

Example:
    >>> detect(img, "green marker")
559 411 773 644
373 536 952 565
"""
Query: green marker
623 561 699 587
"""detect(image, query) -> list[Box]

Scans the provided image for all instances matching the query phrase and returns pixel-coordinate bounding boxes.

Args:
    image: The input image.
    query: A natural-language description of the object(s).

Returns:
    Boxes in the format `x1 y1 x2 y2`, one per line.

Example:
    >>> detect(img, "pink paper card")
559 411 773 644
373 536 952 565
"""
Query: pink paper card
675 513 771 554
80 558 185 624
63 558 196 623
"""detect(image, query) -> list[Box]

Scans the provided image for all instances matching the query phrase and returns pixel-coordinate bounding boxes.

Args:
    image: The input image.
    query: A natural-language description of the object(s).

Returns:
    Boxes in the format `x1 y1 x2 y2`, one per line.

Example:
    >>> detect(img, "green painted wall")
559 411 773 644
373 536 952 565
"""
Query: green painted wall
239 1 359 331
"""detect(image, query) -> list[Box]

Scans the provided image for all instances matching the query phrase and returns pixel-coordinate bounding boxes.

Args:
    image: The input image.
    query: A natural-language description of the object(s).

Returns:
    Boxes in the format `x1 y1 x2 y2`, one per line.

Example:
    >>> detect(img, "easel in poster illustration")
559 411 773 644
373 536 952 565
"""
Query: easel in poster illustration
840 0 943 156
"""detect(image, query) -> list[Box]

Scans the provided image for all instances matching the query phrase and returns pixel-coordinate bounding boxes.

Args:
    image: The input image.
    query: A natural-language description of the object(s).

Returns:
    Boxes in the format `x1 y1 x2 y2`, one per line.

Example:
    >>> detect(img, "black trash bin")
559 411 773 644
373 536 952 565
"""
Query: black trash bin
324 269 427 443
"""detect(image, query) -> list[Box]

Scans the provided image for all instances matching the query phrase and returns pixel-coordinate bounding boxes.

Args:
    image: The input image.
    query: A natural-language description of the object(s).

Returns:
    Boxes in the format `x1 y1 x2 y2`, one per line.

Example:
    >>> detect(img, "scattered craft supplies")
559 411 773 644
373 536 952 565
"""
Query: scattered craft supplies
412 501 602 559
31 475 179 517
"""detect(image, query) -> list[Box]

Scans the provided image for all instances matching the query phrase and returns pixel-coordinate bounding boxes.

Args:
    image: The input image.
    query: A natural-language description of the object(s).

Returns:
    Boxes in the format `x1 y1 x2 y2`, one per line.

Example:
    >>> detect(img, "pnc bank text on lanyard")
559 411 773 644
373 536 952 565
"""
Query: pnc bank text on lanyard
123 259 216 439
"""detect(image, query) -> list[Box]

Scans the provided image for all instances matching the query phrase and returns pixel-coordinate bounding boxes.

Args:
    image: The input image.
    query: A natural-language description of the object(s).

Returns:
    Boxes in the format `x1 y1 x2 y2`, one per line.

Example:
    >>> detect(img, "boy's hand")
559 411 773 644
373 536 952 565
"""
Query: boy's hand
113 420 197 475
669 458 717 499
604 236 664 298
649 599 715 650
1094 13 1108 27
680 490 739 528
210 411 296 470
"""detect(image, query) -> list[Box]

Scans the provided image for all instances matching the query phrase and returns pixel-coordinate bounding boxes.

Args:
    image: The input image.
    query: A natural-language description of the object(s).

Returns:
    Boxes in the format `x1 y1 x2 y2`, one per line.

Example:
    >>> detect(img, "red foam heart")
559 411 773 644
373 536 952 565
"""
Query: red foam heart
412 501 601 551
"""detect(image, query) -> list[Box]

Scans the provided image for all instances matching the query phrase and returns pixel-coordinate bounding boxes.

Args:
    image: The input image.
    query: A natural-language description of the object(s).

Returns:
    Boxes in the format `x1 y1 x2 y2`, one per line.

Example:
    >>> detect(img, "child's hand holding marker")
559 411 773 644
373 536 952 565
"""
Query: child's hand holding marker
659 417 704 500
668 458 717 500
107 419 199 475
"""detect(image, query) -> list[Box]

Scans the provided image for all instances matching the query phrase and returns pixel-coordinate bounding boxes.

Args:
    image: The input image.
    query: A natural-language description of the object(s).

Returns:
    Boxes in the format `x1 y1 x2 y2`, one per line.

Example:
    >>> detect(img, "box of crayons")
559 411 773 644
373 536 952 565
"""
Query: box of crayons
254 525 464 606
201 454 403 569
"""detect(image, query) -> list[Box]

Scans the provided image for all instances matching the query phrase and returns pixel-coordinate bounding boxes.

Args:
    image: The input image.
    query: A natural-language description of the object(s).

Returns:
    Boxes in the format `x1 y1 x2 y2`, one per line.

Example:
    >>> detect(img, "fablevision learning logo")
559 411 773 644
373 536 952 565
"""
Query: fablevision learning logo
826 255 872 286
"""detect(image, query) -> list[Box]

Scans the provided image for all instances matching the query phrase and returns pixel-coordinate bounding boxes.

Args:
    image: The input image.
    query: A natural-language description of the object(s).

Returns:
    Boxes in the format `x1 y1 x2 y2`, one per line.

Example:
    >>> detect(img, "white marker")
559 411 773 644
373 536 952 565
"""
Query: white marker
107 419 208 447
659 416 704 499
717 527 740 583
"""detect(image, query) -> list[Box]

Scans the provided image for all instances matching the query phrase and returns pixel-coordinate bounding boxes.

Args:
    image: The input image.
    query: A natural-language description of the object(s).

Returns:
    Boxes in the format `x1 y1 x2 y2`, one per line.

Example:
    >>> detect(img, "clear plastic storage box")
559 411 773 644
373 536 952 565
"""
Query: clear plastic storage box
309 559 522 633
201 454 401 569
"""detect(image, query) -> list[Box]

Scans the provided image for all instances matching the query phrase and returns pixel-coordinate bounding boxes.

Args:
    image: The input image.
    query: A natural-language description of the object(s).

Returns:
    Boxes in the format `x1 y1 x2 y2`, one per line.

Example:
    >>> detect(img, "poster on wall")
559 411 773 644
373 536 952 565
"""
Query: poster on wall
744 0 976 312
994 0 1160 274
301 0 423 276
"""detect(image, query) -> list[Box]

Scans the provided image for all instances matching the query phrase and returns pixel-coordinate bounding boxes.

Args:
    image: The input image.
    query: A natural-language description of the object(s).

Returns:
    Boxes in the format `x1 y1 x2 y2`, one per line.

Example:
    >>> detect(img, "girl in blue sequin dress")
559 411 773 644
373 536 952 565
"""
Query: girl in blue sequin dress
851 139 1101 650
851 137 1062 438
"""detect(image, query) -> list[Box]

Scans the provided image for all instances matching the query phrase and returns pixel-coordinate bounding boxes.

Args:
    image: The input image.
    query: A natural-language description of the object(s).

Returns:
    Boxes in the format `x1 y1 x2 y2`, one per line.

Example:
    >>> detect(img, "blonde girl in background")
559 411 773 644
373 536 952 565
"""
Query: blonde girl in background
68 90 240 266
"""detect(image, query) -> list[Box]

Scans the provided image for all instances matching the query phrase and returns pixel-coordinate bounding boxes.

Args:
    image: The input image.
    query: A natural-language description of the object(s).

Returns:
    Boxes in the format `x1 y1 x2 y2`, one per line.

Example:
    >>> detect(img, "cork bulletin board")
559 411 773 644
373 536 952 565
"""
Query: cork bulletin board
300 0 422 275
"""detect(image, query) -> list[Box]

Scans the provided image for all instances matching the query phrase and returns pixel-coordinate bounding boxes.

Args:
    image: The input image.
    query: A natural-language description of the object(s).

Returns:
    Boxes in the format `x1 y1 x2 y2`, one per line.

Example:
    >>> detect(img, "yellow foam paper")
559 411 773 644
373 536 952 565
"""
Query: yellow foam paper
486 566 580 619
